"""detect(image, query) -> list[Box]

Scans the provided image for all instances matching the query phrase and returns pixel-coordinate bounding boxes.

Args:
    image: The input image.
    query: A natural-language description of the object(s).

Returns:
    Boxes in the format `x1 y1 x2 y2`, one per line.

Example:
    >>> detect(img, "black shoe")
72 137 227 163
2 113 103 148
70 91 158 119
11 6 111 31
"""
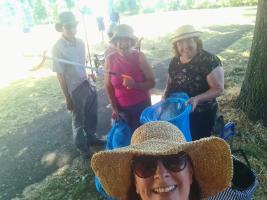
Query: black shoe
91 138 106 146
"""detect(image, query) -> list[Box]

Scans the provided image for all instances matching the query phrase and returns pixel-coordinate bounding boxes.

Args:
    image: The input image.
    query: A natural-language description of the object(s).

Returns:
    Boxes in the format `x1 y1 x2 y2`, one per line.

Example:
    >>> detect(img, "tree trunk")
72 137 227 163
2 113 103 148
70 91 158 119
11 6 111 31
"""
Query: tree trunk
237 0 267 125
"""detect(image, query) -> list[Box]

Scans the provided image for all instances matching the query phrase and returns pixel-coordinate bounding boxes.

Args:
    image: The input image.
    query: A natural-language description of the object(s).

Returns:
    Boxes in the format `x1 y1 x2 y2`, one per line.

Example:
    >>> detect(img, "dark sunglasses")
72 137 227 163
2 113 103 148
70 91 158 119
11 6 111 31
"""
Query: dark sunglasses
131 152 188 178
63 23 77 30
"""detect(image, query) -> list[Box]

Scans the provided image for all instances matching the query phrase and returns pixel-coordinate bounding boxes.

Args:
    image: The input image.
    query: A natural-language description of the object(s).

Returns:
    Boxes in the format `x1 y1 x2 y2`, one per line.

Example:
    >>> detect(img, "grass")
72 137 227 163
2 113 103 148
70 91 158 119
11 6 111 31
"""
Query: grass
12 159 103 200
0 76 63 138
1 25 266 199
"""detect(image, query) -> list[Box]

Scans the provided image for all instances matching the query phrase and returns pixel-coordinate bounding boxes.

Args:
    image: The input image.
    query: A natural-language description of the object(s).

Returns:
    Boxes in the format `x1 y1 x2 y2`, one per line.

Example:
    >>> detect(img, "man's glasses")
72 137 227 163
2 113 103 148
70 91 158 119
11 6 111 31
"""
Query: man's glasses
63 23 77 30
131 152 188 178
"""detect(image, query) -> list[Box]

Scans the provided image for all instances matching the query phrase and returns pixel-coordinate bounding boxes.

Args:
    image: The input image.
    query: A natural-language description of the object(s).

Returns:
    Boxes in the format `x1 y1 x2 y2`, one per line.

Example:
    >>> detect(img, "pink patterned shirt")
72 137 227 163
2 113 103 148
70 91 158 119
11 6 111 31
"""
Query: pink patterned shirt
109 51 150 107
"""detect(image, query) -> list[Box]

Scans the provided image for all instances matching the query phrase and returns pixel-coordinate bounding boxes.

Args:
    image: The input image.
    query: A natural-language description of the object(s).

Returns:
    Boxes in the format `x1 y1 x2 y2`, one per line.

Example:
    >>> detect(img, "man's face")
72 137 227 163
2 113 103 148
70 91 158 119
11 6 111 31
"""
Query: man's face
62 23 77 39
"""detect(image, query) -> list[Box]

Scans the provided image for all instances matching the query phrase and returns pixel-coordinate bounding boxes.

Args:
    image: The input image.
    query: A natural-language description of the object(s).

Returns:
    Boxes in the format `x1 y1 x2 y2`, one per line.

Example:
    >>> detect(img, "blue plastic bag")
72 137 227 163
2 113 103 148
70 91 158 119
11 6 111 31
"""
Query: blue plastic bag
140 92 192 141
105 120 132 149
95 120 131 200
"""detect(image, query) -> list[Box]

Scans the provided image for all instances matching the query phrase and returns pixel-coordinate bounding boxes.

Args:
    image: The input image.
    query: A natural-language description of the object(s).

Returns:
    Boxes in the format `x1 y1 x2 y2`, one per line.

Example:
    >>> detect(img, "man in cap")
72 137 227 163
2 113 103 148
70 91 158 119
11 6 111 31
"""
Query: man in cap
52 11 105 160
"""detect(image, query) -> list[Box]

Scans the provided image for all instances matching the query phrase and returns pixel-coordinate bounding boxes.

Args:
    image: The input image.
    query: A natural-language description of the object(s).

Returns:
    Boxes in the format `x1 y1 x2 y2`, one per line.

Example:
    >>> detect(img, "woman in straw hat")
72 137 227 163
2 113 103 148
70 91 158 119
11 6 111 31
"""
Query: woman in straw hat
104 24 155 132
163 25 224 141
91 121 233 200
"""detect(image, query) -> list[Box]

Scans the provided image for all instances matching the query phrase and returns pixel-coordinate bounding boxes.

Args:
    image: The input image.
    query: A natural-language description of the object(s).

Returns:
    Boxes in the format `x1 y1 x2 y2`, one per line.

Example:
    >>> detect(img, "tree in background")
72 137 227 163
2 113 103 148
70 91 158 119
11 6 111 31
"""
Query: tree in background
237 0 267 125
114 0 140 15
32 0 47 23
2 1 16 25
229 0 257 6
64 0 75 10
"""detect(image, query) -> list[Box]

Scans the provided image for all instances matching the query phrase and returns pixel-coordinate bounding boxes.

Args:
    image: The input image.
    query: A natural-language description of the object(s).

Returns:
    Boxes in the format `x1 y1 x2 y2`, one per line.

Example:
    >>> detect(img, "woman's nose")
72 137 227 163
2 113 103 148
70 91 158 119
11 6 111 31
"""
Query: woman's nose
154 160 170 179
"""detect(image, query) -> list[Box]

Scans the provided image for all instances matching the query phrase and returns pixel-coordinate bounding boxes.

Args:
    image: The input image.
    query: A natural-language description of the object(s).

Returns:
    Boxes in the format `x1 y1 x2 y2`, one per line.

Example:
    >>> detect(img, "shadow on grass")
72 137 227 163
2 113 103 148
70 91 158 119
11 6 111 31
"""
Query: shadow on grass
0 76 110 200
0 107 78 200
203 24 254 54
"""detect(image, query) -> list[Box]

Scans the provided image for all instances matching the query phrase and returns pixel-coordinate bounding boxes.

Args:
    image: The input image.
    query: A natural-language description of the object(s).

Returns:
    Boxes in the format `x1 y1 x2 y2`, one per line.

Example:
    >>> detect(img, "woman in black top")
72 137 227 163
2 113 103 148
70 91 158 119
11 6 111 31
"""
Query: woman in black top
163 25 224 140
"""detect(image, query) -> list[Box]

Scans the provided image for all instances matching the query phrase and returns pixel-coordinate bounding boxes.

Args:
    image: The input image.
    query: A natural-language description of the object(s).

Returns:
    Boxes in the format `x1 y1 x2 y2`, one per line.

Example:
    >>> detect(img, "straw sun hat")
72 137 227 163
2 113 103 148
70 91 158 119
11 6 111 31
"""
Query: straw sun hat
91 121 233 200
171 25 202 43
110 24 137 43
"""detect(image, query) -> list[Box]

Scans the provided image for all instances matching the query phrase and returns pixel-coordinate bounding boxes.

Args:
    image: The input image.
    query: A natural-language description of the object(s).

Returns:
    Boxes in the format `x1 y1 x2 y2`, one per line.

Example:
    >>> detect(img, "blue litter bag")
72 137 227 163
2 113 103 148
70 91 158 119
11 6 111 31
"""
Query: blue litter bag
105 120 132 149
140 92 192 141
95 120 131 200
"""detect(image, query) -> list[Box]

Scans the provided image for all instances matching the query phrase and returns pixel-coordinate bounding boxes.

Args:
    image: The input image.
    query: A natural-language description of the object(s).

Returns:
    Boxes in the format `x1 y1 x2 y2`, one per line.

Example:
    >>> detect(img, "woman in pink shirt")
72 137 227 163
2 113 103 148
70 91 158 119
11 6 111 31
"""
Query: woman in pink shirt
104 24 155 132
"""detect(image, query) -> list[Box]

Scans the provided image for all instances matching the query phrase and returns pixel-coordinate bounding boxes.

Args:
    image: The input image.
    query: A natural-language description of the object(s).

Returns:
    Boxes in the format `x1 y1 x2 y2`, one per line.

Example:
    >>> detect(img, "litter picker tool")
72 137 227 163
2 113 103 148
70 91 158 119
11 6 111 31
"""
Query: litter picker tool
25 54 133 81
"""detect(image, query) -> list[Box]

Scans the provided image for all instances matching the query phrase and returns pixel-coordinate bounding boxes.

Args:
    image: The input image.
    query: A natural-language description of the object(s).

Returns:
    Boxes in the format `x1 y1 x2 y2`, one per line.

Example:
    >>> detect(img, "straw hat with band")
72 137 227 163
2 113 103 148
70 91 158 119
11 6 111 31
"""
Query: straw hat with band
91 121 233 200
55 11 78 32
171 25 202 44
110 24 137 43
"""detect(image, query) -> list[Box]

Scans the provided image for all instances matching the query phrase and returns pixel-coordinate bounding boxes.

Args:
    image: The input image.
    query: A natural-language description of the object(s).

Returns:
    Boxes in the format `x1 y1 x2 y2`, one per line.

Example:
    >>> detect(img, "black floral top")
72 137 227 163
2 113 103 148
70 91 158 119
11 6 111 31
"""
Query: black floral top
165 50 222 111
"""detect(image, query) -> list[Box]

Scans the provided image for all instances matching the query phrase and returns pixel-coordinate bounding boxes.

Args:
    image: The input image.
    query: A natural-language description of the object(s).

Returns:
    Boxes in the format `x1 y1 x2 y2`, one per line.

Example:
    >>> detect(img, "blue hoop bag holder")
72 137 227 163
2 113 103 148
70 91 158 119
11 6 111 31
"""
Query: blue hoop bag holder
95 120 131 200
140 92 192 141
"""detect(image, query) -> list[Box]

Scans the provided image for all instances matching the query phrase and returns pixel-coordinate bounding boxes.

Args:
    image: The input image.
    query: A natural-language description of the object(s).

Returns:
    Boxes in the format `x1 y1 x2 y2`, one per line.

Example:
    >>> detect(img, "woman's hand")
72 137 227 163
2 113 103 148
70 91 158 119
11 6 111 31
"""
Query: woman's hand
122 77 136 89
111 108 120 120
186 96 199 112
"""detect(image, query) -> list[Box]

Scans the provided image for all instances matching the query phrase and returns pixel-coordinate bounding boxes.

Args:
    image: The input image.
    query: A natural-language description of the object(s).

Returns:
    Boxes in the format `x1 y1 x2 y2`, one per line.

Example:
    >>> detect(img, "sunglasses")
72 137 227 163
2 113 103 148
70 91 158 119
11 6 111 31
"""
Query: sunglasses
63 23 77 30
131 152 188 178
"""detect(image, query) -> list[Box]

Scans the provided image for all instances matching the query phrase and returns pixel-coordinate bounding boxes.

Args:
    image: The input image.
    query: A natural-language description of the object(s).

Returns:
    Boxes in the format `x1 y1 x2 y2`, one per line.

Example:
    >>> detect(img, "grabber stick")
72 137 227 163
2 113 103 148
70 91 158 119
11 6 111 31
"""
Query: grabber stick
29 54 133 81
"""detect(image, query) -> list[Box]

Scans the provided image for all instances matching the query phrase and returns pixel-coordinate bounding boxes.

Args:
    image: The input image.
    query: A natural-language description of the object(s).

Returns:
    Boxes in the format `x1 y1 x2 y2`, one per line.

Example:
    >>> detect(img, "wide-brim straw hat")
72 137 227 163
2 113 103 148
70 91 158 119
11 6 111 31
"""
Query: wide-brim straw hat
110 24 137 43
171 25 202 43
91 121 233 200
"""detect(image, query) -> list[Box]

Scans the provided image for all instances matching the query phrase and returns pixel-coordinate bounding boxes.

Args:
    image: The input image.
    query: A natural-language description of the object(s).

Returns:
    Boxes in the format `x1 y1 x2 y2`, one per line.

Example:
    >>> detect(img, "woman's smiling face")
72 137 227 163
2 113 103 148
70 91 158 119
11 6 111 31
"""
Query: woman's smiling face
134 158 193 200
115 37 132 54
176 37 198 60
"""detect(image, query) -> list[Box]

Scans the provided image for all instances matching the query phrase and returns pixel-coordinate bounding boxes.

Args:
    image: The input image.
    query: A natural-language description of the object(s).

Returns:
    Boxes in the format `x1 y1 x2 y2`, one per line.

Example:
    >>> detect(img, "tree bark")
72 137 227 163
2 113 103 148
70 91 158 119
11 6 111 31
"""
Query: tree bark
237 0 267 125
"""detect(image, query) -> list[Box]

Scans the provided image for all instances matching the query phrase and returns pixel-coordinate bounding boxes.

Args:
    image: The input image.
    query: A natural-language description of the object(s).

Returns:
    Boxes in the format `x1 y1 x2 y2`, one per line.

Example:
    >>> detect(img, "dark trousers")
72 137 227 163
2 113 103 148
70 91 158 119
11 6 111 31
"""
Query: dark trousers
71 81 97 156
190 105 217 141
118 98 151 133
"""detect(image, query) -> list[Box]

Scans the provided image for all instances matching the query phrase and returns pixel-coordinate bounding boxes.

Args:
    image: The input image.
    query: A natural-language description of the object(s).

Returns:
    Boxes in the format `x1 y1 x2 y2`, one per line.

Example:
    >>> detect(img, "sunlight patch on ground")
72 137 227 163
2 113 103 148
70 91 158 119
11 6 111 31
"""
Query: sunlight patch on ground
0 69 54 89
15 147 29 158
52 164 70 176
41 151 71 168
57 154 71 168
242 51 250 58
41 152 57 167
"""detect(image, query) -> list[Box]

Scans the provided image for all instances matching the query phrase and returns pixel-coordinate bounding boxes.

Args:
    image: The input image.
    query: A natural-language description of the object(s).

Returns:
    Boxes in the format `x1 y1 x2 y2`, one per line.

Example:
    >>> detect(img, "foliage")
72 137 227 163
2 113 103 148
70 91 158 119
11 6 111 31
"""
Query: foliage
32 0 47 24
1 0 259 25
79 6 92 15
114 0 258 15
64 0 75 10
2 1 16 17
50 4 58 23
228 0 258 6
114 0 141 15
0 76 63 138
